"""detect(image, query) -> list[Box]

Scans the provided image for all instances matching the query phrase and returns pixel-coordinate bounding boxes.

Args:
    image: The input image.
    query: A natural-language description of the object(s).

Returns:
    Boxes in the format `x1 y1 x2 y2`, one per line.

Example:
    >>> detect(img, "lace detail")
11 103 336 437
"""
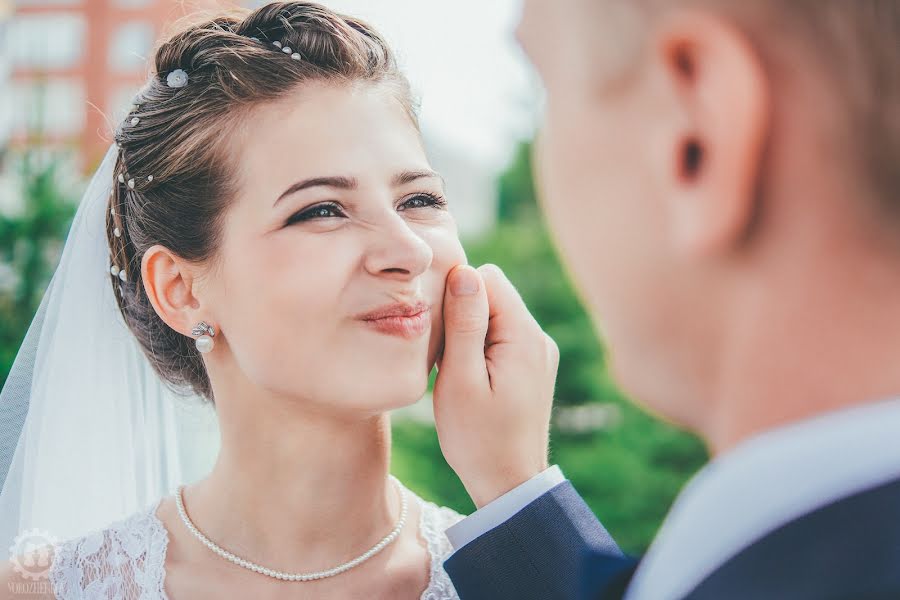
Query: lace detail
48 497 169 600
414 493 466 600
47 485 464 599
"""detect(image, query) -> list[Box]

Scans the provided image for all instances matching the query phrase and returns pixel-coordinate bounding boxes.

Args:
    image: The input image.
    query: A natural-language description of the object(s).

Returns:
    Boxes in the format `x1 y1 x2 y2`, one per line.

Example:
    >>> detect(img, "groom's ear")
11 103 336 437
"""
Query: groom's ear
141 244 204 336
653 9 770 258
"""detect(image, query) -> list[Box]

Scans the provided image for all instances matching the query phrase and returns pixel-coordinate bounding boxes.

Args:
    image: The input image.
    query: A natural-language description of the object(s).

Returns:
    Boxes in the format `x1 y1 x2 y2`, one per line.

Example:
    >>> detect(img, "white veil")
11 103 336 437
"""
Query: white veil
0 142 220 554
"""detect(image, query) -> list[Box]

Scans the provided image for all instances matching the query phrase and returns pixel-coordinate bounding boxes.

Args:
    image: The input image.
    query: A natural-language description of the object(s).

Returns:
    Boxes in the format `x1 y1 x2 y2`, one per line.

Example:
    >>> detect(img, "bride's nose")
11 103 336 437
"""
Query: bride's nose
363 216 434 280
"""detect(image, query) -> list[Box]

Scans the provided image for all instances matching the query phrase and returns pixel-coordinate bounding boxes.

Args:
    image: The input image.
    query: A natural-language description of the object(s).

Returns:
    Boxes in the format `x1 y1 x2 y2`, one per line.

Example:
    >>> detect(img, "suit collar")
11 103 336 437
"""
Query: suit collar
625 397 900 600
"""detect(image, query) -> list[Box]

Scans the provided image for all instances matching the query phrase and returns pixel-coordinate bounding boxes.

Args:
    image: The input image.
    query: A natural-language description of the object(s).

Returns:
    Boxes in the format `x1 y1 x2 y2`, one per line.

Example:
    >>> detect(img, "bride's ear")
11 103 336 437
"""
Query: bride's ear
141 244 206 336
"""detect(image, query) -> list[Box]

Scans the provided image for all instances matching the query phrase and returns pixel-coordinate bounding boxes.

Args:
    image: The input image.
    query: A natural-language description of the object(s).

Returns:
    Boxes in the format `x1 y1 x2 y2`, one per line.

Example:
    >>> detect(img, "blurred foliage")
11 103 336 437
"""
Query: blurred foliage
497 140 541 223
0 152 77 387
392 413 706 554
394 139 708 553
465 221 602 408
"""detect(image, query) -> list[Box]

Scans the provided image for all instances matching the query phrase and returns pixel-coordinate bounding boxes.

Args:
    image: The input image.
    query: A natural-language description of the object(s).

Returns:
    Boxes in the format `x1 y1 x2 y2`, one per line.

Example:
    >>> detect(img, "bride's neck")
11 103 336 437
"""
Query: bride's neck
185 394 397 570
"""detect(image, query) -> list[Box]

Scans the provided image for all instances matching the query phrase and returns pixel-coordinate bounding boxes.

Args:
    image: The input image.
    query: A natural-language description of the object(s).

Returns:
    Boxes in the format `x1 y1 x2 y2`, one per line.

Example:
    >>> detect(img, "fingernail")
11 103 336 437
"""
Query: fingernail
450 266 480 296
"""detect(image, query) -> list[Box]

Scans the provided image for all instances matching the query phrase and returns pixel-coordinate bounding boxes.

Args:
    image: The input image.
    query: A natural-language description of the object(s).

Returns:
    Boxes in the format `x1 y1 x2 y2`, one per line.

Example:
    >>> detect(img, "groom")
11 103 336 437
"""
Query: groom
431 0 900 598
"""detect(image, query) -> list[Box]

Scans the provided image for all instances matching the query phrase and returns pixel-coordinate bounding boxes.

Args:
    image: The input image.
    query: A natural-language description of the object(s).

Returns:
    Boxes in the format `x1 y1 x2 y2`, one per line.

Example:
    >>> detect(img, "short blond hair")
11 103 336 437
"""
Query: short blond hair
633 0 899 209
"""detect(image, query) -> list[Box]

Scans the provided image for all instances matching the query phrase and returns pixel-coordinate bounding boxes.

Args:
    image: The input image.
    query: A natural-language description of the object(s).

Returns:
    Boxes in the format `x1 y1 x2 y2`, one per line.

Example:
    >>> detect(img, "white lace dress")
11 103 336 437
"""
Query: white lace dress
47 483 465 599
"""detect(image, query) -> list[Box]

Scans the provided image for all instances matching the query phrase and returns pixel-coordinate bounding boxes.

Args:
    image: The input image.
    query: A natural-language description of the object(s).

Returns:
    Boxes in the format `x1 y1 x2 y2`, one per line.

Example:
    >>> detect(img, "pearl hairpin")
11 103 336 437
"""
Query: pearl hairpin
115 172 154 190
113 33 307 204
167 68 188 88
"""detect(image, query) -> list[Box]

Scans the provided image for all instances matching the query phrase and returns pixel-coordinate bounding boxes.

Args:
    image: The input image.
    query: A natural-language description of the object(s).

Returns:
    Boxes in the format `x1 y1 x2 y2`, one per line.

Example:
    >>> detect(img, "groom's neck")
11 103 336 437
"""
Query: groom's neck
702 235 900 457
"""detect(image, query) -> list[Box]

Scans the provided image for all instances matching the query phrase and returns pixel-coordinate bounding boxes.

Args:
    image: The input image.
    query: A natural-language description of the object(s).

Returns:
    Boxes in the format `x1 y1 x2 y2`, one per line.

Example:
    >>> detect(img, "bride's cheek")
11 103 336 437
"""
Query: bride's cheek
422 220 467 268
422 230 465 367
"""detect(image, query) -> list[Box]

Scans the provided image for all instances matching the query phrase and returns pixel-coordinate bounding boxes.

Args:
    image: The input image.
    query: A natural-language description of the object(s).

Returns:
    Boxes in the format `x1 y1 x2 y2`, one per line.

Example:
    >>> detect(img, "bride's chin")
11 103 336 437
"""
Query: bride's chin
366 382 431 414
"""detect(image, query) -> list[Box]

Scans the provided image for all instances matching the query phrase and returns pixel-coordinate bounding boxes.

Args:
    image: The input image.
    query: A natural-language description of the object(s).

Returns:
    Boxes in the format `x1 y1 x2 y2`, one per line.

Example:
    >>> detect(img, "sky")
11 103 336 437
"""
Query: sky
315 0 543 172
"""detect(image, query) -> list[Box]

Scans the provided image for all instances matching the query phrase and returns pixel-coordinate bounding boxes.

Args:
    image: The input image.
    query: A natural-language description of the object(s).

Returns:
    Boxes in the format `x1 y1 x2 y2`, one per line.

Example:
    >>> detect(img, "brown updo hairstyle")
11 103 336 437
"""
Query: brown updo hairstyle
105 1 418 404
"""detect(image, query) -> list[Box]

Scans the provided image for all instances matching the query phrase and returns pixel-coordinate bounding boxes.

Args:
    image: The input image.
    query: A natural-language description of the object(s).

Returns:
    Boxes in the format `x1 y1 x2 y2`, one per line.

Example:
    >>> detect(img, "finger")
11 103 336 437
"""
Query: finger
478 264 541 346
438 264 490 386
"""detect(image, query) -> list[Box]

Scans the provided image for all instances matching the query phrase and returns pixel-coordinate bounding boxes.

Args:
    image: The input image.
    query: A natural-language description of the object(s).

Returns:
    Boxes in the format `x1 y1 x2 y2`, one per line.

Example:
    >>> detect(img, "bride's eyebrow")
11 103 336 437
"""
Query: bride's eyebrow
273 170 445 208
393 170 444 189
274 175 357 207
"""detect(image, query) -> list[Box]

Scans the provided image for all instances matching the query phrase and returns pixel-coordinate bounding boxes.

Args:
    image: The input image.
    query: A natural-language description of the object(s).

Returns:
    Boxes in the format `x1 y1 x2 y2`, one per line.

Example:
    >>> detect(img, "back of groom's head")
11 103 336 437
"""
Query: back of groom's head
643 0 899 203
516 0 900 453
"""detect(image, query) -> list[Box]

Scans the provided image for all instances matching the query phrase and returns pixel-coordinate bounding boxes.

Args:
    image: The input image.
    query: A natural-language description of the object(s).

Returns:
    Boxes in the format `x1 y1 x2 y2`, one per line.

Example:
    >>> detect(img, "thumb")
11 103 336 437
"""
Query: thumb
437 265 490 386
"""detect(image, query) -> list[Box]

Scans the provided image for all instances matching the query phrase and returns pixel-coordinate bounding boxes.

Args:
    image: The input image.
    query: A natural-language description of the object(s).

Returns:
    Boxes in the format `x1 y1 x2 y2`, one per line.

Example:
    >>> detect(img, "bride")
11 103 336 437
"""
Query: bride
0 2 469 598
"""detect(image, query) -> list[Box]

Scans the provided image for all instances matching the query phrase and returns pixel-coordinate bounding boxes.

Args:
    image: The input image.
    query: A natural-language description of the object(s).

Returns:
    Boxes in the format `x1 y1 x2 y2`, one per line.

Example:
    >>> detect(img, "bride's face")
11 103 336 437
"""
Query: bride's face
204 82 465 414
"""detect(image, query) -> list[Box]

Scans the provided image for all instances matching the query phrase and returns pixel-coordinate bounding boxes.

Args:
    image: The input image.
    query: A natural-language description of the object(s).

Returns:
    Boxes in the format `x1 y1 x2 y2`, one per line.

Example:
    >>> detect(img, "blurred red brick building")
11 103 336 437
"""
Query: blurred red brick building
6 0 221 169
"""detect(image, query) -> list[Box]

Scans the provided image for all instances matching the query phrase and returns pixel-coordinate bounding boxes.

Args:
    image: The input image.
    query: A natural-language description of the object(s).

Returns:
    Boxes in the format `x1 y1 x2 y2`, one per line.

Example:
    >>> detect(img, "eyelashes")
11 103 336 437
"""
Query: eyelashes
287 202 344 224
284 192 448 226
399 192 448 211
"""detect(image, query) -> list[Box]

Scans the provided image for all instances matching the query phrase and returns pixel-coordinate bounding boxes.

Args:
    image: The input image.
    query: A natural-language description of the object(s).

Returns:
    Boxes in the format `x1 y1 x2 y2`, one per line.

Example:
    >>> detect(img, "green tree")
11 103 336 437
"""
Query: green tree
395 139 708 553
497 140 540 222
0 152 77 386
464 222 604 408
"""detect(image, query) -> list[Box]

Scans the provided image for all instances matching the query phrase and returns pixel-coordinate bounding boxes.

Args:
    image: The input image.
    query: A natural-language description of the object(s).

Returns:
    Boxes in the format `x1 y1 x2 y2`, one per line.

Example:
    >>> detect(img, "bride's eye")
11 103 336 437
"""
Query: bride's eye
399 192 448 211
285 202 346 225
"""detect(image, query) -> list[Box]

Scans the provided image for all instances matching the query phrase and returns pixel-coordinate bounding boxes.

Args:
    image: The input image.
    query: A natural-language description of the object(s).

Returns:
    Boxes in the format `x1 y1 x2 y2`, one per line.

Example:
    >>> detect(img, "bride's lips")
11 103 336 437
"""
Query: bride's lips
356 301 431 339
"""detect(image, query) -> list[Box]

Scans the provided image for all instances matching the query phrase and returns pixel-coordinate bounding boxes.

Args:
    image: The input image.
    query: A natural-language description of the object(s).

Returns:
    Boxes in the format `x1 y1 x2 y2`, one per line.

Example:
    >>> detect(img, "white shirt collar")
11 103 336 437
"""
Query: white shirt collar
625 396 900 600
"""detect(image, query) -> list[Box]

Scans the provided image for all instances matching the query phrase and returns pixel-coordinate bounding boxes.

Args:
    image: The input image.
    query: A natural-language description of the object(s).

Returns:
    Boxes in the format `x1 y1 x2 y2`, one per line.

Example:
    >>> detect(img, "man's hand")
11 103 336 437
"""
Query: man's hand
433 263 559 508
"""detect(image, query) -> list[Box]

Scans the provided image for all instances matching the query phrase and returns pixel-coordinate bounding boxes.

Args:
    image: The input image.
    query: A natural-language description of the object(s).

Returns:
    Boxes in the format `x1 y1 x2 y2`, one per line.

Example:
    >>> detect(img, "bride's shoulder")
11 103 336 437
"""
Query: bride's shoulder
43 498 169 599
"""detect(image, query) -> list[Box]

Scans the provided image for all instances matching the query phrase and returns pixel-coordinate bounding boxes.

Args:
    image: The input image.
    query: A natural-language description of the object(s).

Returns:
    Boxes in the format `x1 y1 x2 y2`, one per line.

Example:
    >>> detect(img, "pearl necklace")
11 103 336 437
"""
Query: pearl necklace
174 475 408 581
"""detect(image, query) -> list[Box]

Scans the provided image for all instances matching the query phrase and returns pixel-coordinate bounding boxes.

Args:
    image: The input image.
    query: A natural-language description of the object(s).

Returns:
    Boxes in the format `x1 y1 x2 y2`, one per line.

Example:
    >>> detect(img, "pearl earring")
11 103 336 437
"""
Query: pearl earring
191 321 216 353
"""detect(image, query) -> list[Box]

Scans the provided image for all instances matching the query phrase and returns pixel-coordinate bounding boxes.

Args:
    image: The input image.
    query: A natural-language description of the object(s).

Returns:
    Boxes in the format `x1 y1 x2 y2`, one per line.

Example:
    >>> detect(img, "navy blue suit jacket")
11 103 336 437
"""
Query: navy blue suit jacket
443 477 900 599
